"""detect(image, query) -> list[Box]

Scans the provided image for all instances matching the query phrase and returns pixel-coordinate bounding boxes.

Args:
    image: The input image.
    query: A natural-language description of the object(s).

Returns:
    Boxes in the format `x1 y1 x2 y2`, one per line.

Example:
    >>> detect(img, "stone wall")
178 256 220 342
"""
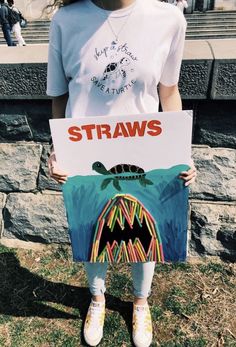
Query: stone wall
0 40 236 261
0 103 235 261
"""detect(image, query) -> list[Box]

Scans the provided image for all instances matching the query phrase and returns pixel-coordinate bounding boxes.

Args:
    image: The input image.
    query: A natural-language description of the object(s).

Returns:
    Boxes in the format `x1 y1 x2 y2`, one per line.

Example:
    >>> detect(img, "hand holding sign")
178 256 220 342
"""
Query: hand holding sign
179 158 197 186
48 149 68 184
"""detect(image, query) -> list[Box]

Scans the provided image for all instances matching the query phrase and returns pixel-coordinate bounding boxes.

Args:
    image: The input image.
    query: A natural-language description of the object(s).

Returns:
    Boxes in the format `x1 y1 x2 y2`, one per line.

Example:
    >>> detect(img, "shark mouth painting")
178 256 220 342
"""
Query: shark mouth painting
90 194 164 263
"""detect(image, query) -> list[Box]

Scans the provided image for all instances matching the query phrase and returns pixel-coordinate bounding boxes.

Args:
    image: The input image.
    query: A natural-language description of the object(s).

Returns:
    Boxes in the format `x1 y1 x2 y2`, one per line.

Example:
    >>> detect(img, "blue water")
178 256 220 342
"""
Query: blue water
62 164 189 262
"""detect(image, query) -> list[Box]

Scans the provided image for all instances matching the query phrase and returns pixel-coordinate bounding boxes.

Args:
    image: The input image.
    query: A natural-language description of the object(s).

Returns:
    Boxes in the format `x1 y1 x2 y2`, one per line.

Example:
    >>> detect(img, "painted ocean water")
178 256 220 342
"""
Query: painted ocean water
62 164 189 263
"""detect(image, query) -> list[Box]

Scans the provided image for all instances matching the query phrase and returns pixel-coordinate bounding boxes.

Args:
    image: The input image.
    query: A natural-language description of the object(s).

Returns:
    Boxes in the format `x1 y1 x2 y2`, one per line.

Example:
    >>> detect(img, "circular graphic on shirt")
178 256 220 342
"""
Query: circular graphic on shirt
91 41 138 95
102 57 130 81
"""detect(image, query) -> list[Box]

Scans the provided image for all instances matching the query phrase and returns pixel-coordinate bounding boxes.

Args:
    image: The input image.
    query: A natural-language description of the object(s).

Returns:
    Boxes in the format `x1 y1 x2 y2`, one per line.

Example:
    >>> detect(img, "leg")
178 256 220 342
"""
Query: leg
131 261 156 302
101 178 112 190
83 262 108 346
131 262 155 347
84 262 109 301
113 178 121 191
2 23 15 46
13 22 26 46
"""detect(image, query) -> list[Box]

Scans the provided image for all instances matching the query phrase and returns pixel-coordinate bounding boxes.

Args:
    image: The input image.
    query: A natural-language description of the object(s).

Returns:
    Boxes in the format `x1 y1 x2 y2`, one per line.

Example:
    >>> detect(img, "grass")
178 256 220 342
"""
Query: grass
163 285 202 316
0 244 235 347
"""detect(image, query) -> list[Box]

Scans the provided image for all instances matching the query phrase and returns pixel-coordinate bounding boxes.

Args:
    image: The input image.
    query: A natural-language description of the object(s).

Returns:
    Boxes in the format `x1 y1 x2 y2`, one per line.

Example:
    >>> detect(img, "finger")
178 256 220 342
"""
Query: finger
185 177 196 186
180 173 196 181
180 168 196 176
51 172 68 178
48 169 68 178
51 168 69 176
51 176 68 183
179 171 196 179
59 180 67 184
51 175 68 182
179 172 188 178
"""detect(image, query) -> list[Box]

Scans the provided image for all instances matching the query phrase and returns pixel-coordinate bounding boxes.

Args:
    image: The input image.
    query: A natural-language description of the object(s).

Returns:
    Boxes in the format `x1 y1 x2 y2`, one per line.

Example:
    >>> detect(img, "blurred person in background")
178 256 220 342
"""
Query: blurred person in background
173 0 188 13
7 0 26 46
0 0 15 46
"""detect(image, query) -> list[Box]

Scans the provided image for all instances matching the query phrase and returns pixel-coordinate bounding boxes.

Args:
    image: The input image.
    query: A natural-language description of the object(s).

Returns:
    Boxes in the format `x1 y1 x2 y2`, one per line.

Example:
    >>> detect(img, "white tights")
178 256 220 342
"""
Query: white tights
12 22 26 46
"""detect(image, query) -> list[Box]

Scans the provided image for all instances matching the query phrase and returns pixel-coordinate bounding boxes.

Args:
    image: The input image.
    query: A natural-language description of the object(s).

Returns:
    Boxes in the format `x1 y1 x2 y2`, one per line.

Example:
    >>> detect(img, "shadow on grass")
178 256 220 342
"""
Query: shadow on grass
0 252 133 336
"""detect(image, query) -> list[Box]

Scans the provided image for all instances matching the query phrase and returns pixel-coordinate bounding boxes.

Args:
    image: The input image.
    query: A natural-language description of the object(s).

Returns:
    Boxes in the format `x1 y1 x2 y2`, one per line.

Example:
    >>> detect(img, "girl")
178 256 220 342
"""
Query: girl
47 1 196 346
7 0 26 46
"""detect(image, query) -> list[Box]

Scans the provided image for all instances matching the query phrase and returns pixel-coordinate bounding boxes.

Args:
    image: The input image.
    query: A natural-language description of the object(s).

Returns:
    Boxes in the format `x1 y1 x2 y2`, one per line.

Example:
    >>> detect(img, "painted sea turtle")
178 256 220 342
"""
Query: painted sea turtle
92 161 153 191
102 57 130 81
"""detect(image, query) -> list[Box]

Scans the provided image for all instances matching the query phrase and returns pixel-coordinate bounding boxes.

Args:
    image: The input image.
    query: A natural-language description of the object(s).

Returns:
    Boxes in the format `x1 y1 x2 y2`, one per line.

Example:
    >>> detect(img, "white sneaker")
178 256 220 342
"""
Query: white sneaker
132 303 153 347
83 300 105 346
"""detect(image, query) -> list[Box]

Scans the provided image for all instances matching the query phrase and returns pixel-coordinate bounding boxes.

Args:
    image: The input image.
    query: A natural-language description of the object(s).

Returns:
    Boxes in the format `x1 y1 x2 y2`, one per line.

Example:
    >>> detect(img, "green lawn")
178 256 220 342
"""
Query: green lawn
0 244 235 347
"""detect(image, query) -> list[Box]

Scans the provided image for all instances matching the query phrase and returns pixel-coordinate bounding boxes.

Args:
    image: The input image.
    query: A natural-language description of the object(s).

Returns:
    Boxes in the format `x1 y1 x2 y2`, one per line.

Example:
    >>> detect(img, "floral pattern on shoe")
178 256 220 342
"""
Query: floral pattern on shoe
132 303 153 347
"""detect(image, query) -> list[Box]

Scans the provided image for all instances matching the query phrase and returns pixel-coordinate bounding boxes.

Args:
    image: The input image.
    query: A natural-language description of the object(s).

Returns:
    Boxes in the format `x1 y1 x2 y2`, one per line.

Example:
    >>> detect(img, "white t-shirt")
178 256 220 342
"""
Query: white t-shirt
47 0 186 118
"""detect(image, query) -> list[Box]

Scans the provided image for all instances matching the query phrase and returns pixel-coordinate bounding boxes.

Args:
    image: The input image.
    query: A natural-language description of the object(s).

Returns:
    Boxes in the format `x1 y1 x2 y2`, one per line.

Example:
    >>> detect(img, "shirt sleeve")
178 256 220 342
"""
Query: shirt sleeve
159 13 187 87
46 17 69 97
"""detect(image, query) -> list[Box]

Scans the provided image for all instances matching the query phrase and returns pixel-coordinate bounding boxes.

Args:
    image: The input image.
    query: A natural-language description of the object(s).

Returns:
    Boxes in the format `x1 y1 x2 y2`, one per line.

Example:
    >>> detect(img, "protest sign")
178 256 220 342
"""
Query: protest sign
50 111 192 263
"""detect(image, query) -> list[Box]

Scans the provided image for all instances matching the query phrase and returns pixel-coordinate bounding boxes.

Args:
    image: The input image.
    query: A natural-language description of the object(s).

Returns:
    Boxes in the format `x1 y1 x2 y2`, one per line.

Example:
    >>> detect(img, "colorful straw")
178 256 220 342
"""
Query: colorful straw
90 194 164 263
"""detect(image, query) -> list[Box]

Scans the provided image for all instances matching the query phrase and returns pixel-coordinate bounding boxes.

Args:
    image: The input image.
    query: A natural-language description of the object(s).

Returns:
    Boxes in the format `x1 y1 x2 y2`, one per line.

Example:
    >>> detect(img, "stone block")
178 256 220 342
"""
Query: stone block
38 145 62 191
180 41 213 99
193 100 236 149
196 128 236 149
0 143 42 192
27 113 51 142
190 201 236 261
0 100 52 142
208 39 236 60
190 146 236 201
3 192 69 243
179 60 213 99
209 40 236 100
212 61 236 100
0 46 48 99
183 40 213 61
0 193 7 237
0 45 48 64
0 63 47 99
0 114 33 141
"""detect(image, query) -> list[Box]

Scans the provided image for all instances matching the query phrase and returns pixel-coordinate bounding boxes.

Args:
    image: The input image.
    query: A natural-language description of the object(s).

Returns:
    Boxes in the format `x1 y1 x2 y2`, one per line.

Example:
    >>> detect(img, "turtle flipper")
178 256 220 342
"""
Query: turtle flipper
145 178 154 186
101 178 112 190
139 177 154 187
113 178 121 191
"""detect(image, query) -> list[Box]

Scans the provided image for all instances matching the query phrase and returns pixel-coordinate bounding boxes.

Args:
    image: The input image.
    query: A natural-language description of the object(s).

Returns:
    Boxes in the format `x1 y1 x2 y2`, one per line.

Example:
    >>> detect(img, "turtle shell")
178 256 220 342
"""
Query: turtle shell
104 62 118 74
109 164 144 175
